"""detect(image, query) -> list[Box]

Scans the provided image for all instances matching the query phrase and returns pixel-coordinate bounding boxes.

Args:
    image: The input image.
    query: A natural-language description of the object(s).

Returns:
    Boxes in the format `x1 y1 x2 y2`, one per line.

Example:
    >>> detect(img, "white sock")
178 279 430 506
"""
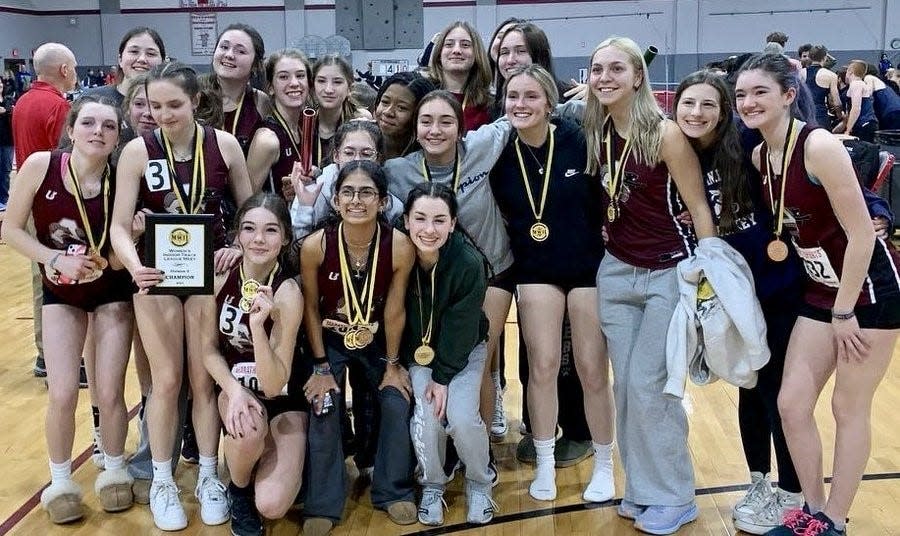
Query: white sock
529 438 556 501
104 453 125 472
49 459 72 484
583 442 615 502
152 459 174 484
198 455 218 479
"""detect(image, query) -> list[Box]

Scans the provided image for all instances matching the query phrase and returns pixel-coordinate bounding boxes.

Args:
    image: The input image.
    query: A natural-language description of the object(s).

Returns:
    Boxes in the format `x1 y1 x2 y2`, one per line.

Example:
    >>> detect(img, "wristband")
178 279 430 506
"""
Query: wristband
312 355 328 365
384 356 400 366
48 252 61 271
831 309 855 321
313 364 331 375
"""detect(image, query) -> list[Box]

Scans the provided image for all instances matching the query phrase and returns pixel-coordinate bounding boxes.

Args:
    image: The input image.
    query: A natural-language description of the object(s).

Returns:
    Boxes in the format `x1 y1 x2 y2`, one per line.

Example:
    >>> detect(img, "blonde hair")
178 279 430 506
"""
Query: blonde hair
505 64 558 112
847 60 868 79
428 21 492 108
583 36 663 174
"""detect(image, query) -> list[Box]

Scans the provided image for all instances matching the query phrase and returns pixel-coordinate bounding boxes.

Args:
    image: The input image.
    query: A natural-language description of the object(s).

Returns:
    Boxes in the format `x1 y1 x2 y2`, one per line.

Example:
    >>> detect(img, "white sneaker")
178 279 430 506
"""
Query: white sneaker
732 471 773 518
149 481 187 531
773 487 803 510
195 475 230 525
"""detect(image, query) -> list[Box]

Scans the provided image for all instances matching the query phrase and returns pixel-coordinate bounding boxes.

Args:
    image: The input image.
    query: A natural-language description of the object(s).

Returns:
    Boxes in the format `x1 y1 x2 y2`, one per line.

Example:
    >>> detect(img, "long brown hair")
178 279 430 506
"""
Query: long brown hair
428 21 491 108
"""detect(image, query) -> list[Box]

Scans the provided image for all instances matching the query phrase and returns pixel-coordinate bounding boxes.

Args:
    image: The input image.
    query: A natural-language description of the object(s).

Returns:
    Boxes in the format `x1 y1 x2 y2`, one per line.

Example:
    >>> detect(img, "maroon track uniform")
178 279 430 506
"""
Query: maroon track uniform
216 265 307 415
140 125 230 249
223 86 263 156
601 128 697 269
316 221 394 348
33 150 131 309
262 116 300 196
761 124 900 310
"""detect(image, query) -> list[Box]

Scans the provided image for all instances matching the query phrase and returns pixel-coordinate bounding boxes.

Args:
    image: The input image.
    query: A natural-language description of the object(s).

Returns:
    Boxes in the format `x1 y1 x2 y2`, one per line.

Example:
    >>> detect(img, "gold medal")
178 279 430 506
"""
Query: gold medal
529 222 549 242
767 239 789 262
607 204 617 223
239 296 253 313
343 329 358 350
354 326 374 348
414 344 435 365
241 278 260 298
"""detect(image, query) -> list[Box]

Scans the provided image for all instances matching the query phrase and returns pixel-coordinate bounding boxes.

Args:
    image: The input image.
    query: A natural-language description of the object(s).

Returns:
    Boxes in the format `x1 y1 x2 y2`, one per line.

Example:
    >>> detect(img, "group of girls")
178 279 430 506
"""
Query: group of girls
3 16 899 536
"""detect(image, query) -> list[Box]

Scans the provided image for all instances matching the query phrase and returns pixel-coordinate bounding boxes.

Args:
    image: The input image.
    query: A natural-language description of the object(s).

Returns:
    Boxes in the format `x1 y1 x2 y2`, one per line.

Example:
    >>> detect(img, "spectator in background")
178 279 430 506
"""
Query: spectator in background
105 66 117 85
15 63 33 93
797 43 813 67
351 80 377 109
81 69 95 89
764 31 803 72
2 70 16 98
11 42 78 379
0 77 12 210
879 53 893 78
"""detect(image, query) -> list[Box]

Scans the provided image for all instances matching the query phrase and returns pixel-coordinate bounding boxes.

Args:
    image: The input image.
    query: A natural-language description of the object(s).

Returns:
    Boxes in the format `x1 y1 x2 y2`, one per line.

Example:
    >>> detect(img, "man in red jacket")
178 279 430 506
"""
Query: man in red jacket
11 42 78 379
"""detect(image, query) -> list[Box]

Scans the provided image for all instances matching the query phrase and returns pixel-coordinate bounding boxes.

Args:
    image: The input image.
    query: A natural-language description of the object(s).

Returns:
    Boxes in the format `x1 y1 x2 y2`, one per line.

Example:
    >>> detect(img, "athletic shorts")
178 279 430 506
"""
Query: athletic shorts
798 298 900 329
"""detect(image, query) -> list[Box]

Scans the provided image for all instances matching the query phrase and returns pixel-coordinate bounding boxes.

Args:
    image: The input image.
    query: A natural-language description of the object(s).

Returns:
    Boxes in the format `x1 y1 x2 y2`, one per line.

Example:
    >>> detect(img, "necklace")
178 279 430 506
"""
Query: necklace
521 140 546 174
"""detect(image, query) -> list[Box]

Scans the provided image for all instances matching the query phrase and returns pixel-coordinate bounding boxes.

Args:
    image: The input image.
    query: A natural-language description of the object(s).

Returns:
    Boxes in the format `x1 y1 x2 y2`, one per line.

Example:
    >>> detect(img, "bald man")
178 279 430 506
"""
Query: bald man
11 42 78 378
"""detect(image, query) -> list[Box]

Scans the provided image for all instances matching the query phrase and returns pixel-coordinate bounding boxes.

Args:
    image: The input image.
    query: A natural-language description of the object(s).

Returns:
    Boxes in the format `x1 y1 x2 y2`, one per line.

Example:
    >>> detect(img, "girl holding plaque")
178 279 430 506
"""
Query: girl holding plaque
402 182 495 526
672 70 805 534
110 62 252 531
200 193 307 536
734 53 900 536
246 49 312 195
583 37 715 534
3 96 135 523
489 65 614 503
299 160 416 534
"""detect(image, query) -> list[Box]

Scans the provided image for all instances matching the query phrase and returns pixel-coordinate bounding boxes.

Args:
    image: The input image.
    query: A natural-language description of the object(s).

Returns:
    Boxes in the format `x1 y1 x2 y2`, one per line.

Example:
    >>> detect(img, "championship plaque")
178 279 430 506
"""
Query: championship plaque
145 213 214 295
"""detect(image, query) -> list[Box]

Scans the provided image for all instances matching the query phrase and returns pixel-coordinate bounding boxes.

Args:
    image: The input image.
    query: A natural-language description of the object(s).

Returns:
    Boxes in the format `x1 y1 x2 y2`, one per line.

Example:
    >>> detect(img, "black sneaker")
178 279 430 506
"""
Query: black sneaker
33 356 47 377
181 422 199 464
78 362 88 389
229 484 262 536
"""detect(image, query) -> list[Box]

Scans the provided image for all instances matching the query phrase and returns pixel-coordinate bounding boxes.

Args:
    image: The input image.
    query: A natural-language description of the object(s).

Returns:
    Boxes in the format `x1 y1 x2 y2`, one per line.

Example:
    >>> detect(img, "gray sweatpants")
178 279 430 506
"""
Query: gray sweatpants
409 342 491 492
596 254 694 506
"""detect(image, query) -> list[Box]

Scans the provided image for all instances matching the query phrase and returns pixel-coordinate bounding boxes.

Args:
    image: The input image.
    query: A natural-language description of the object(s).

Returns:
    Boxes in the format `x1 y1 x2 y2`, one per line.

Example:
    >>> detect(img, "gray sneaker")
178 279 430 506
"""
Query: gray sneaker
417 487 446 526
733 472 773 518
466 485 498 525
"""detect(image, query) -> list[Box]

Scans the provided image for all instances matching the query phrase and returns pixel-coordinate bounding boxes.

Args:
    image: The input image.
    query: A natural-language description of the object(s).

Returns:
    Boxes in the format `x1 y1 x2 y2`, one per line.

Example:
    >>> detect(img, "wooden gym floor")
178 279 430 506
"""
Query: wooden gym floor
1 232 899 535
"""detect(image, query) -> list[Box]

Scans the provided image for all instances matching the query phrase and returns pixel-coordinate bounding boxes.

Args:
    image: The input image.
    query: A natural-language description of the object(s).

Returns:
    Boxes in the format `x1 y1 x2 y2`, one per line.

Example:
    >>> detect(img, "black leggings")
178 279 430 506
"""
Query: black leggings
738 295 802 493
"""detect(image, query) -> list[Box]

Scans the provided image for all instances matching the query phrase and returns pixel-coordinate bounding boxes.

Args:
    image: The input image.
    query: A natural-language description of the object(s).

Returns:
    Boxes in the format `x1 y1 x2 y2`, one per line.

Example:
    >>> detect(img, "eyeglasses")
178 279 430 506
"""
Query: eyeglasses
339 148 378 160
338 187 379 203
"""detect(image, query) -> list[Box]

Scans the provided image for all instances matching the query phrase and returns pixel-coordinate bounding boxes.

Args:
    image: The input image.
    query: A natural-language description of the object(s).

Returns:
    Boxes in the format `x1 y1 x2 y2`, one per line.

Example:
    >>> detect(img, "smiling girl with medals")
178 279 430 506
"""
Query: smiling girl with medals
3 96 136 523
583 37 716 534
110 62 252 531
198 193 306 536
489 64 614 504
246 49 312 196
735 53 900 536
401 183 496 526
299 160 416 534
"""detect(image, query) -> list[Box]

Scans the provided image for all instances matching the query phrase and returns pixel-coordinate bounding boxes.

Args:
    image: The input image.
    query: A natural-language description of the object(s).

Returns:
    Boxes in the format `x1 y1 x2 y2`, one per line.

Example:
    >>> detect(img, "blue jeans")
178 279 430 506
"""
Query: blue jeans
304 338 415 521
0 144 12 204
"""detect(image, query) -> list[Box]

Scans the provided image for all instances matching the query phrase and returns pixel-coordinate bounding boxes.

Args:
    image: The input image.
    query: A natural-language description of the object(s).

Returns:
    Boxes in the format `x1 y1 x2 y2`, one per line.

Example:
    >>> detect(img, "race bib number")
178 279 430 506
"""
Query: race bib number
144 159 171 192
230 362 288 397
219 303 243 336
795 245 840 288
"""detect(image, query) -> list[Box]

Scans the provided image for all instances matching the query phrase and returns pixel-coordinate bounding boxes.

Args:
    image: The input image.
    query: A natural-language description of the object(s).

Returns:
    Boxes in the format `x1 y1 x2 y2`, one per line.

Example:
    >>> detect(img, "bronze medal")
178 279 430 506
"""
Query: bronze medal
239 296 253 313
343 329 358 350
766 239 789 262
354 326 374 348
414 344 435 366
241 278 261 299
529 222 549 242
607 204 617 223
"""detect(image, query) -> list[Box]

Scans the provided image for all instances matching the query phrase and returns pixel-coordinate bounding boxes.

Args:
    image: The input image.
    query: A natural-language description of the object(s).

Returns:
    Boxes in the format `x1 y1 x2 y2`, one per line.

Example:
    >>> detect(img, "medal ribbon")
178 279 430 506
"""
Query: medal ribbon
67 157 110 254
272 106 301 160
416 262 437 349
421 151 462 192
602 118 634 216
764 119 801 239
161 123 206 214
514 127 555 226
337 222 380 326
229 89 246 135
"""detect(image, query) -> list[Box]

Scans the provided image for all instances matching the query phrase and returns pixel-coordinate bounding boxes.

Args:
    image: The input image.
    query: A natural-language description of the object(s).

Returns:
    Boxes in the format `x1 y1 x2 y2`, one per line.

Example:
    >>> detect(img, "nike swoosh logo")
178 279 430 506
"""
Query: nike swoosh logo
564 169 578 177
